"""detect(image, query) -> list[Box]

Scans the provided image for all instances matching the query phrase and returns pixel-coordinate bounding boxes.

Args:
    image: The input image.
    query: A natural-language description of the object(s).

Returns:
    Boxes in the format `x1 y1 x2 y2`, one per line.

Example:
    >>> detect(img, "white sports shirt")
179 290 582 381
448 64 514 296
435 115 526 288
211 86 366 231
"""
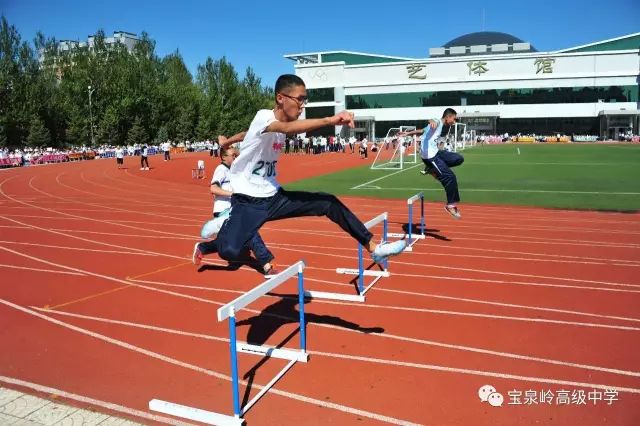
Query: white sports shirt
229 109 283 197
420 119 444 159
211 163 232 213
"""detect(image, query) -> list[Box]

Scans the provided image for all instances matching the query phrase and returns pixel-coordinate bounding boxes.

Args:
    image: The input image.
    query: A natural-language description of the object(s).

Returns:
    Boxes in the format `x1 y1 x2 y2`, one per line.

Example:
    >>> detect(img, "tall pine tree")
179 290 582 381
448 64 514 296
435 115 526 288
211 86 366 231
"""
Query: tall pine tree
126 116 148 146
26 116 51 147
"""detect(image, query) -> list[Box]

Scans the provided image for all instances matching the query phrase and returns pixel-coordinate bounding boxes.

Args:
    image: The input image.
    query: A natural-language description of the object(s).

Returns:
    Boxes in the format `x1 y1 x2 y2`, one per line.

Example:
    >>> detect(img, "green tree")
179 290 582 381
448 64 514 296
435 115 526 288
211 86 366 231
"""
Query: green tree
153 125 168 144
0 120 7 147
0 16 275 150
126 116 148 146
26 115 50 147
96 107 120 146
66 110 87 146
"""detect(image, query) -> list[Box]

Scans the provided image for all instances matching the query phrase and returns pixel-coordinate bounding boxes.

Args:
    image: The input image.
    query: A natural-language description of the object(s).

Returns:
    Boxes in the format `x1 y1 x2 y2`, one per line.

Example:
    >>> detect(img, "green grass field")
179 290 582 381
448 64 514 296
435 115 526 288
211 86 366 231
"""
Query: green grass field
284 144 640 212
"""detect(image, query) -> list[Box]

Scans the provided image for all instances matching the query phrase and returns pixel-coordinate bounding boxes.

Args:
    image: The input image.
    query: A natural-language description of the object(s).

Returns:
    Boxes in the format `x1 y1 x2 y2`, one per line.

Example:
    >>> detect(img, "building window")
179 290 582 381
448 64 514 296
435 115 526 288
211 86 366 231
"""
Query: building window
307 88 334 103
305 106 336 137
346 85 638 109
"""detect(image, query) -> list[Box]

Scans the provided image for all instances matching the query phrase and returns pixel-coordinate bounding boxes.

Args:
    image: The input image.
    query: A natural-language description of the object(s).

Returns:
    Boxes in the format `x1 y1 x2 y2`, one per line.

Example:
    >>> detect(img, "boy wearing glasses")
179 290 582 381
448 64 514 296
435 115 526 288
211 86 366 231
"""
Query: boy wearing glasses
398 108 464 219
196 146 276 275
193 74 406 275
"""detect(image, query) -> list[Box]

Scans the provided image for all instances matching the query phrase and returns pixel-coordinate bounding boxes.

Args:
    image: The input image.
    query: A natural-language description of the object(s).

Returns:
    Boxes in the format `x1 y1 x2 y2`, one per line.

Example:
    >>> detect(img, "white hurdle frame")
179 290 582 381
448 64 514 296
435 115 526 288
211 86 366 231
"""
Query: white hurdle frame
150 261 308 426
305 212 389 303
387 192 426 252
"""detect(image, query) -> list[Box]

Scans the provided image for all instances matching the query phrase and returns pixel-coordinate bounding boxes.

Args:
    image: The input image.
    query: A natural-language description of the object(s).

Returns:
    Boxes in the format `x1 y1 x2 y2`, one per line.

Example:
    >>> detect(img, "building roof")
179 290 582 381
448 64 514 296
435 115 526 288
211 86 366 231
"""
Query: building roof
444 31 531 48
557 32 640 53
433 31 537 56
284 51 416 65
284 32 638 65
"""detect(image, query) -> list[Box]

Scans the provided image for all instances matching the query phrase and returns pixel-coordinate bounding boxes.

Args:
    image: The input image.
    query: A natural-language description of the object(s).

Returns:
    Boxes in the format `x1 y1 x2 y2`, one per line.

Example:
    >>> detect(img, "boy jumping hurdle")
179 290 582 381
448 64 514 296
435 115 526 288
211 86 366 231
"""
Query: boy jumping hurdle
399 108 464 219
193 74 406 272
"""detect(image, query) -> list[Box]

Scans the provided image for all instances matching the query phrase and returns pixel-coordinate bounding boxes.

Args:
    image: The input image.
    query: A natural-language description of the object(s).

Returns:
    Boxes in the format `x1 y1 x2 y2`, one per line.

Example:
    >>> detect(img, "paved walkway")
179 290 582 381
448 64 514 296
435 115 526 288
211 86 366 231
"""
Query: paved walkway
0 387 143 426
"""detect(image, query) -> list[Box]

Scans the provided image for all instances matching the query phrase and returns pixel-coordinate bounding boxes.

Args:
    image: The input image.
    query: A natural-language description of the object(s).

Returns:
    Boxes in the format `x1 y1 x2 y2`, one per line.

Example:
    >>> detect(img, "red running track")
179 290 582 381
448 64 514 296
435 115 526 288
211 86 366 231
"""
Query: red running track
0 152 639 425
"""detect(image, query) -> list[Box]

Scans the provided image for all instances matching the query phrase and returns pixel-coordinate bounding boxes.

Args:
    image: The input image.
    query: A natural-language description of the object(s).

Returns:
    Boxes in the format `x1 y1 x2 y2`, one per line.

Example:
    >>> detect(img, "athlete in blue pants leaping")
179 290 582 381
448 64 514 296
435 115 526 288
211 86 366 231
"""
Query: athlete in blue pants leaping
399 108 464 219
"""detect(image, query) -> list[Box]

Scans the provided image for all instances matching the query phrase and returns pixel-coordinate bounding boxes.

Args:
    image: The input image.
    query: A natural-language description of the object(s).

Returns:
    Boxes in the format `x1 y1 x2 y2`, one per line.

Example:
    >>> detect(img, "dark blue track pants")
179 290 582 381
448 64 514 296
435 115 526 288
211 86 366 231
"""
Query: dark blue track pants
423 150 464 204
200 189 373 265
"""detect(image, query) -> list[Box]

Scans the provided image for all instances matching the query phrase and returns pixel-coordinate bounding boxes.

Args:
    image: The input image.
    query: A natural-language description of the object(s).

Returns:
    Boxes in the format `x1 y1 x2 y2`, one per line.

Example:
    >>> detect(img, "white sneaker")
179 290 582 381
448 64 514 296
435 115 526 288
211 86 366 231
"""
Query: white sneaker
140 167 144 170
371 240 407 264
200 209 230 239
444 205 461 220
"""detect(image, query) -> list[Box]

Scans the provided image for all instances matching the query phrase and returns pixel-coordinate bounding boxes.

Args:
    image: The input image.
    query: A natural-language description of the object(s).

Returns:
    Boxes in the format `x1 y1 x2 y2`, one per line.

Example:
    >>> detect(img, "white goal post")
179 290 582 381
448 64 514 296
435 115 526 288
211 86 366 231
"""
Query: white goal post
451 122 478 151
370 126 418 170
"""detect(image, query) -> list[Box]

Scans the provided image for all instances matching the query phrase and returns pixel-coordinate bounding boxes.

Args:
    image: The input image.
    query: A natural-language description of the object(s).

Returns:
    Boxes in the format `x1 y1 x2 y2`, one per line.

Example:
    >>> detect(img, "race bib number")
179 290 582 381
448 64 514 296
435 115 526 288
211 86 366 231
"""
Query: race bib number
251 160 278 177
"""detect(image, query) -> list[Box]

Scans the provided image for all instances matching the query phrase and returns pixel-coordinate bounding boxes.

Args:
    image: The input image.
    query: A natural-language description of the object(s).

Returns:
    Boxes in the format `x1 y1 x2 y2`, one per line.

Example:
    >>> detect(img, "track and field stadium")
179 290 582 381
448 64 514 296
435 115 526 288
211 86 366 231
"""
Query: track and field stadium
1 139 639 424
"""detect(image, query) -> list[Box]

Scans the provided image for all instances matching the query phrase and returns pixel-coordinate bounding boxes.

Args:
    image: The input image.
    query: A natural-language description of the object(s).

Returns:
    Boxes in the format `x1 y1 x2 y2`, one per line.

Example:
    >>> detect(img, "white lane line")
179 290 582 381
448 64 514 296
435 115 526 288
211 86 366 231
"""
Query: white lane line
354 186 640 196
0 376 194 426
6 175 639 253
351 164 422 190
0 300 418 426
4 242 639 381
2 221 640 382
34 307 640 383
127 277 640 331
261 224 640 250
0 214 198 227
104 281 640 379
267 241 640 267
272 245 640 290
3 212 638 297
0 263 86 276
0 241 156 256
3 201 638 297
300 277 640 323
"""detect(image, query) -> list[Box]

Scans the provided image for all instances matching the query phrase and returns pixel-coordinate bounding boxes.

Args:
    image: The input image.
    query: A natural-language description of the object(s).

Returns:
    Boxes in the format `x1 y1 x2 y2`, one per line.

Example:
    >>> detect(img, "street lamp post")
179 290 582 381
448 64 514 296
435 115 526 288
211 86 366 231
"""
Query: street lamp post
88 85 95 146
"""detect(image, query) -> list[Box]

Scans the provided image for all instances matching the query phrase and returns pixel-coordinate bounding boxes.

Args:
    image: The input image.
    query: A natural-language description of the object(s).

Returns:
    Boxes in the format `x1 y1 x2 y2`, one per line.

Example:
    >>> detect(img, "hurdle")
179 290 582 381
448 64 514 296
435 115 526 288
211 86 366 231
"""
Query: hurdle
387 192 426 252
305 212 389 303
150 261 308 425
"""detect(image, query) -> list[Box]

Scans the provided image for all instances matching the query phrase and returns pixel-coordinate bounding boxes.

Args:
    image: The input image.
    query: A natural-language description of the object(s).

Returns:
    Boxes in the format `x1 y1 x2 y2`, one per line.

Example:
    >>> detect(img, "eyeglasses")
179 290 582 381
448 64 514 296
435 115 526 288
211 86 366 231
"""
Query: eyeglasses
280 93 308 106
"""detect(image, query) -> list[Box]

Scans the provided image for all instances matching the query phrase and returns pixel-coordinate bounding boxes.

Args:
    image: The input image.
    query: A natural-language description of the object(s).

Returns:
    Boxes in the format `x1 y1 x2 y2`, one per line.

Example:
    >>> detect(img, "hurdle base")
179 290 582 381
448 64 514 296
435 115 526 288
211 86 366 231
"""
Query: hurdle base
237 342 309 362
304 290 366 302
149 399 243 426
335 268 390 278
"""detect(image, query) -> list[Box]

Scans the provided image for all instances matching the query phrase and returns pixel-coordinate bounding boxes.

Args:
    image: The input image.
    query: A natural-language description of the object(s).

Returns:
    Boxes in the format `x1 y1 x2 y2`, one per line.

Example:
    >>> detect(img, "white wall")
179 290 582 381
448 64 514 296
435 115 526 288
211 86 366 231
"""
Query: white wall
296 50 639 90
353 102 638 121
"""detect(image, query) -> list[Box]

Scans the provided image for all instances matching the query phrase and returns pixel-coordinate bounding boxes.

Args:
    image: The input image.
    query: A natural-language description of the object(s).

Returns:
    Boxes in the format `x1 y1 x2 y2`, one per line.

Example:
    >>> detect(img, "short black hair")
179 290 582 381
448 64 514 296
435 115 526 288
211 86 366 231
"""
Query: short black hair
442 108 457 118
275 74 305 94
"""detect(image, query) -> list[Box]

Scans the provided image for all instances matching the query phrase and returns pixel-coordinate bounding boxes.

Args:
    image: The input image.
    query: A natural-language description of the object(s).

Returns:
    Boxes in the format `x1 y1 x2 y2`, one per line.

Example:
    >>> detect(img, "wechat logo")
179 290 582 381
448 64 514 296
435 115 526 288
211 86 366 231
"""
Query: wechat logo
479 384 504 407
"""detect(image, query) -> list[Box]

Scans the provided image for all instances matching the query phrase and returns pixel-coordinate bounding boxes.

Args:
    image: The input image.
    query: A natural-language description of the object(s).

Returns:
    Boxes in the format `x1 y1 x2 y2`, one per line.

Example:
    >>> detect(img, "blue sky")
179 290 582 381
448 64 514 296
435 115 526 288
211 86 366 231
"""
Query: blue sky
2 0 639 87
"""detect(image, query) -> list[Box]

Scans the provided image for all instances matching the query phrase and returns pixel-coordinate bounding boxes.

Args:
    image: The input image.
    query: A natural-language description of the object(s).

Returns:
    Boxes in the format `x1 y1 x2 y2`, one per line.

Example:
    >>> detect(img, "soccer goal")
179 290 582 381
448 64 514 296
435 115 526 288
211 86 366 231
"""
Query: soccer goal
370 126 417 170
452 122 468 151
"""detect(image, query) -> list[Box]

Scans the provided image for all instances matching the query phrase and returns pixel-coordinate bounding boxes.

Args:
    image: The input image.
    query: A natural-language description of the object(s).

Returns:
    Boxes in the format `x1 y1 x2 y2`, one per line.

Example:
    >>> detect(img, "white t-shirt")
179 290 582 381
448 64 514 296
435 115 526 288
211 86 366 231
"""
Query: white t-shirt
229 109 283 197
211 163 232 213
421 119 444 159
115 148 124 159
162 142 170 152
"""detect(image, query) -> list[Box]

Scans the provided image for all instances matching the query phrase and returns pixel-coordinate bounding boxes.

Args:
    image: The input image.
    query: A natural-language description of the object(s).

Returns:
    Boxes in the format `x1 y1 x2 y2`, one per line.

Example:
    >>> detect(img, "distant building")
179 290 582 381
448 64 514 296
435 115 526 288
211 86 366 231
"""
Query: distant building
285 32 640 139
41 31 140 64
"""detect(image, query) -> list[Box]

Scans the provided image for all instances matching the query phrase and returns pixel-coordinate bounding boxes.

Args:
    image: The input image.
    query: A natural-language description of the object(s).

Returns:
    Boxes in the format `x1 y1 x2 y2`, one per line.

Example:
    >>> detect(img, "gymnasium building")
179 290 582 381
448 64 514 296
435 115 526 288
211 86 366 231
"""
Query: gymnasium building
284 32 640 140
